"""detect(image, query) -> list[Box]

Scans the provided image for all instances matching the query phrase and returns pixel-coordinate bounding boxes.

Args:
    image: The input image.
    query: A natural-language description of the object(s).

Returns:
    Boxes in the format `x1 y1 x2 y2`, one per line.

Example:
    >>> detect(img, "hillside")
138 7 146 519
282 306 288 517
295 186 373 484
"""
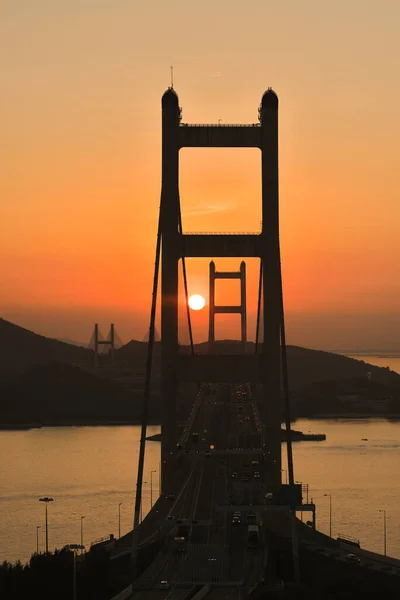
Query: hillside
0 362 160 425
2 320 400 425
0 318 92 377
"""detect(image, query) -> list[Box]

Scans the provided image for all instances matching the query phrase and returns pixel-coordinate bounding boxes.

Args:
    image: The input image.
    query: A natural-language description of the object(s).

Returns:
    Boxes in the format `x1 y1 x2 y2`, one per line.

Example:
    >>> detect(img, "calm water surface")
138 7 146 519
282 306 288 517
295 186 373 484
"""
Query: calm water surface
1 420 399 563
346 354 400 374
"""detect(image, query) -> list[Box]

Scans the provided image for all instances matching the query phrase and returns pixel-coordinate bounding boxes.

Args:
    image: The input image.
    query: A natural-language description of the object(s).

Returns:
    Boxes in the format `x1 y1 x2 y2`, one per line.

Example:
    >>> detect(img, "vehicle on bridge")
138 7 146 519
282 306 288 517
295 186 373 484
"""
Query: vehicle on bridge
247 525 260 548
175 523 190 551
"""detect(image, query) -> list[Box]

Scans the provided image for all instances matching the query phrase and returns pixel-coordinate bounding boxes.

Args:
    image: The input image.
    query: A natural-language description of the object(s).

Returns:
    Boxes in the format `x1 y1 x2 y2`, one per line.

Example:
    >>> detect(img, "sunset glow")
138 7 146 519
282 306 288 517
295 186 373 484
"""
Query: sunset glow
1 1 400 349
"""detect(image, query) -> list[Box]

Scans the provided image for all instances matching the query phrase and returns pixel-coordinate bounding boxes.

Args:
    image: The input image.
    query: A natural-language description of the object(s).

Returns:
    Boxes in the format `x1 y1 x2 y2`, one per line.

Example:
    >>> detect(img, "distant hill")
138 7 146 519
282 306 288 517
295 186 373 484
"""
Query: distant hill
0 318 92 377
0 362 152 425
58 338 88 348
2 319 400 426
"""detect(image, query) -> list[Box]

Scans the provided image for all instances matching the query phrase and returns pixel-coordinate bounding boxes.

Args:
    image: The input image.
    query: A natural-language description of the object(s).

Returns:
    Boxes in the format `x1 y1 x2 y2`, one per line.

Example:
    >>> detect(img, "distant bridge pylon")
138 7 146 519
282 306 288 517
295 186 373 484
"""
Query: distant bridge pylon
88 323 123 368
142 327 160 342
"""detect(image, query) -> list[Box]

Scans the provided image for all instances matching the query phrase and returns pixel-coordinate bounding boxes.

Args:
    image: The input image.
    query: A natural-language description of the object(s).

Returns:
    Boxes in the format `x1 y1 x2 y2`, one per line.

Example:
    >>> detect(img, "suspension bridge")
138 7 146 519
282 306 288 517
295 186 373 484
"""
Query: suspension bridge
97 88 400 600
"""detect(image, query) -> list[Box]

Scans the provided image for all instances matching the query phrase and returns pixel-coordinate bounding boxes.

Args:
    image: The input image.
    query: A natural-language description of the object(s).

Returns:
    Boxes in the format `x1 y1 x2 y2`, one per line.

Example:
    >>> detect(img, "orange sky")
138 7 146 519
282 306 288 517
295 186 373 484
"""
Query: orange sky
1 1 400 349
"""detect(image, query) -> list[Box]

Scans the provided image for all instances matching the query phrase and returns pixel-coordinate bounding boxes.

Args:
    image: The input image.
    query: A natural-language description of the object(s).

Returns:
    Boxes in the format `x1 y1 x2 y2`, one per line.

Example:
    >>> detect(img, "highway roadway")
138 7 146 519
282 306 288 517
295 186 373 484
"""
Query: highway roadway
112 383 274 600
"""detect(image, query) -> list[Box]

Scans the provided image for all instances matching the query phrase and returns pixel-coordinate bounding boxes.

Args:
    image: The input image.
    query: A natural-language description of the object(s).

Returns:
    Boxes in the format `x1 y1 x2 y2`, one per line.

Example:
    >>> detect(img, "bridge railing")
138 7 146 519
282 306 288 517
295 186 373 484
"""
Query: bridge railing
178 384 207 447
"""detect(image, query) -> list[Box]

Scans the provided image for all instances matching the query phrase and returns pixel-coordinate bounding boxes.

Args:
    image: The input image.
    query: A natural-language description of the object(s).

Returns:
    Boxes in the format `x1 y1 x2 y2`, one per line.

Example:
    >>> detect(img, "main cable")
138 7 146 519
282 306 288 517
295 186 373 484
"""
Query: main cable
178 197 195 356
255 258 263 354
279 255 295 487
131 198 162 584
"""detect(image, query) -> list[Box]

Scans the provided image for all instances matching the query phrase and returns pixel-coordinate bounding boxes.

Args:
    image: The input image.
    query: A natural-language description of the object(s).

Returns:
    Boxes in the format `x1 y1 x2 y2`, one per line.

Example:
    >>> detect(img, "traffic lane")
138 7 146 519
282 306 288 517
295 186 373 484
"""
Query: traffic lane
227 520 247 581
194 458 217 520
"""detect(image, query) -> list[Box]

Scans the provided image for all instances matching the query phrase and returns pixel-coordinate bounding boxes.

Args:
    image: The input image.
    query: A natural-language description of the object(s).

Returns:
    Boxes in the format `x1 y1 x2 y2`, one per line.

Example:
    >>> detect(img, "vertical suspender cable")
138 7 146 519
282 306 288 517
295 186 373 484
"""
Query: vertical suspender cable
131 202 162 584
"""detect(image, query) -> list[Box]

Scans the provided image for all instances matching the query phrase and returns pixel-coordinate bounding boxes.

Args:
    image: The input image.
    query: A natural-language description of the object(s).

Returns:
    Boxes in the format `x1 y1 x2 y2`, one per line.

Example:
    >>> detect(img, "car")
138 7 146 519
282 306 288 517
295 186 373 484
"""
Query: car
253 472 260 478
232 517 241 525
231 472 238 479
346 553 361 563
167 515 176 520
166 494 175 500
159 581 170 590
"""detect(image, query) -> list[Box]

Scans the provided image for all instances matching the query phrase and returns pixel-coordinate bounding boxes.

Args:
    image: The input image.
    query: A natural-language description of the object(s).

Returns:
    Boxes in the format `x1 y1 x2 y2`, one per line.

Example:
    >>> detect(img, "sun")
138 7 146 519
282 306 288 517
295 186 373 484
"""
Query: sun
188 294 206 310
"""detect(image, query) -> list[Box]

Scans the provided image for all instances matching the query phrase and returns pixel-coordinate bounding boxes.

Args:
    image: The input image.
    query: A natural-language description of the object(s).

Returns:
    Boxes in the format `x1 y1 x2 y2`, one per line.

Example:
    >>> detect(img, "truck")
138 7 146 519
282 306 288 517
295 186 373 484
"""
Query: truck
247 525 260 548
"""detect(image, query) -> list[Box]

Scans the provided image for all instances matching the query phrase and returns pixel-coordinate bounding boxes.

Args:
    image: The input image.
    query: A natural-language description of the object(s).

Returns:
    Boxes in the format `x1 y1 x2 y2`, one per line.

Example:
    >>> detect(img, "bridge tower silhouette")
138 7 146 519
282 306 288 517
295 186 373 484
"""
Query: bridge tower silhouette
89 323 123 367
208 260 247 348
158 87 285 489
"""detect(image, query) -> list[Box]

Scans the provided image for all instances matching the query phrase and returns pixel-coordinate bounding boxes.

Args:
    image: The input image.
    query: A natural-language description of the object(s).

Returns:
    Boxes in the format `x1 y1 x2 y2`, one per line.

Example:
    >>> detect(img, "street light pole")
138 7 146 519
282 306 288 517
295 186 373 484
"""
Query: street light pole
324 494 332 537
118 503 122 538
64 544 85 600
80 516 85 550
39 497 54 553
36 526 41 554
150 470 157 508
140 482 148 522
378 509 387 556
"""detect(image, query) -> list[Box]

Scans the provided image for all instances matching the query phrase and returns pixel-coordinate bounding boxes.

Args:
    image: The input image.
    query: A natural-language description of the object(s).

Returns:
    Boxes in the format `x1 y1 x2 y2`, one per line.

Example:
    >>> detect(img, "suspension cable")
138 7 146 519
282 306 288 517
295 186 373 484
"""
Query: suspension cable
178 198 195 356
131 200 162 583
255 258 263 354
279 256 295 487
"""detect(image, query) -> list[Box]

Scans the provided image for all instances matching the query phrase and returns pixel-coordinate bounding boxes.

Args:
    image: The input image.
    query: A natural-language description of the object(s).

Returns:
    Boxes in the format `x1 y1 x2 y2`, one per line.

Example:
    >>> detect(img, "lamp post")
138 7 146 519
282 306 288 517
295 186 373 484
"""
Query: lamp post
80 516 85 550
150 470 157 508
36 526 41 554
39 497 54 553
324 494 332 537
378 509 387 556
118 503 122 538
64 544 85 600
140 481 148 522
281 469 288 484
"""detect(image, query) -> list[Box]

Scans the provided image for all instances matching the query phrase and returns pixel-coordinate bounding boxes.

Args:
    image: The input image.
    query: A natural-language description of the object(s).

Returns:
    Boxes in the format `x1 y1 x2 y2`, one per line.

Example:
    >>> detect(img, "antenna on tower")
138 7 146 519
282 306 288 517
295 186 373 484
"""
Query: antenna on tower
170 65 174 89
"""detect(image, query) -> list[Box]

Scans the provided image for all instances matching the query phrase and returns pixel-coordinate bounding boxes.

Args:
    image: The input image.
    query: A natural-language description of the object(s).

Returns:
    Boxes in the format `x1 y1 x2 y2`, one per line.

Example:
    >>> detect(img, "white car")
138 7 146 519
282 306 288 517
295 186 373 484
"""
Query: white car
159 581 170 590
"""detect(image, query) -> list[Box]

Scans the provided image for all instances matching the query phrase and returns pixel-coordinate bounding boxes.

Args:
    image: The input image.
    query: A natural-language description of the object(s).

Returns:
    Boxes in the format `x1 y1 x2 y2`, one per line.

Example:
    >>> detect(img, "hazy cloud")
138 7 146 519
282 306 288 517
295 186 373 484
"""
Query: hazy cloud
186 203 232 216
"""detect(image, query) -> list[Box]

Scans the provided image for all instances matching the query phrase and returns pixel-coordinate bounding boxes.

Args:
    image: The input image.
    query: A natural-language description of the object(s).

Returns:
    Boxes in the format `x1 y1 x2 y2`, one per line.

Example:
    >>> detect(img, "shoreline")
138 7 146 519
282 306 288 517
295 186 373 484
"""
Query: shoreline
0 420 161 431
2 413 400 431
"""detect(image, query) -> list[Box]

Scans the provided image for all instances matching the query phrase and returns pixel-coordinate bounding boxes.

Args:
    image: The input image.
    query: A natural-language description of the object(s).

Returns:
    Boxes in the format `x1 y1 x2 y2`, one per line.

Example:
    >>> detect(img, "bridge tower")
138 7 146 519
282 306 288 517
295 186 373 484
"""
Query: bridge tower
208 260 247 348
92 323 116 368
160 87 282 489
